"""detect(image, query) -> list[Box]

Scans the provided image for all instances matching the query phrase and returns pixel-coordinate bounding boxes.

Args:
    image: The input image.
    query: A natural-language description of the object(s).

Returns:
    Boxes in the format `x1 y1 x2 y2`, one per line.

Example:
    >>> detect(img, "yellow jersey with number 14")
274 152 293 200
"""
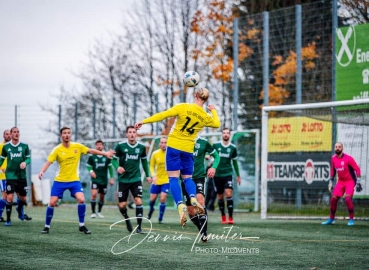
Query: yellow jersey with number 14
142 103 220 153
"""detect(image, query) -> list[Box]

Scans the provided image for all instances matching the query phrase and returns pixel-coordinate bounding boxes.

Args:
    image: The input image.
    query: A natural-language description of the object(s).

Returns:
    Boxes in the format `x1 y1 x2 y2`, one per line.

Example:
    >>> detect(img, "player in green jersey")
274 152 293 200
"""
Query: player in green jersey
0 127 31 226
182 136 219 241
87 140 114 218
213 128 241 225
112 126 152 234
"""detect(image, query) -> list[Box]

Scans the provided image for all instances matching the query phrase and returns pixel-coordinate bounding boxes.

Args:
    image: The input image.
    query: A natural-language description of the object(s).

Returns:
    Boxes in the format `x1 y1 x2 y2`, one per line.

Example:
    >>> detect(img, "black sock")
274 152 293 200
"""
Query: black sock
199 209 208 235
218 200 225 216
119 206 129 219
190 214 201 230
6 202 12 222
136 205 143 228
227 197 233 218
98 201 104 212
91 200 96 213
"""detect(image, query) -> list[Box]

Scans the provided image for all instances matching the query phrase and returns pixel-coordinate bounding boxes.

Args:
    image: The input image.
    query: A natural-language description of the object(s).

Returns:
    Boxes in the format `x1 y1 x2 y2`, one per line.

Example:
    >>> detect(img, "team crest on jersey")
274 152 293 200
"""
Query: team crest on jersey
135 149 140 154
18 147 22 151
102 157 106 162
195 143 200 149
227 148 231 153
74 149 77 154
124 149 128 152
341 161 344 166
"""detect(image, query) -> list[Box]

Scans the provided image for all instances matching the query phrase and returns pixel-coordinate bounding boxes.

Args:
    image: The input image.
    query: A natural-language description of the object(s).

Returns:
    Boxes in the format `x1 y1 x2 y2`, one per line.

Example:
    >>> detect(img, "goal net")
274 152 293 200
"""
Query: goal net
261 99 369 220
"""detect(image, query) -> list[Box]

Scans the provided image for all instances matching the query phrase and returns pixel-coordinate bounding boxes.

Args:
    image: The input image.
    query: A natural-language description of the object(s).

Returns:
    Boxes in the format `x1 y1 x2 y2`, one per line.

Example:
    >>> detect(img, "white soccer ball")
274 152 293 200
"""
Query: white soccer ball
183 71 200 87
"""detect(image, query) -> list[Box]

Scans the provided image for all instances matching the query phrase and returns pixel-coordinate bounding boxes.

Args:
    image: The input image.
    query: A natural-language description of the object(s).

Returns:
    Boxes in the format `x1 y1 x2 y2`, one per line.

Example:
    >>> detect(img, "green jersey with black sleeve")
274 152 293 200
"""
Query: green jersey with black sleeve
213 141 239 177
112 140 150 183
193 137 219 179
87 155 113 185
0 141 30 180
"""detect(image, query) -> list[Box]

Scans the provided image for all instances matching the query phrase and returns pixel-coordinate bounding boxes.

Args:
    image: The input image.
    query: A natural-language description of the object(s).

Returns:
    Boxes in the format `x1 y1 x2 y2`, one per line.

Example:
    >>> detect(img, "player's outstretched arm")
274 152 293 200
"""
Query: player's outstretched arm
88 148 115 159
206 104 221 128
39 161 52 180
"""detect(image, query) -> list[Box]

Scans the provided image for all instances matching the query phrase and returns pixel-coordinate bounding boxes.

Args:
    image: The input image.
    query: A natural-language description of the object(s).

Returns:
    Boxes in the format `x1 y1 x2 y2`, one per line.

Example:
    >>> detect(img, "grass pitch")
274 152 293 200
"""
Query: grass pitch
1 205 368 270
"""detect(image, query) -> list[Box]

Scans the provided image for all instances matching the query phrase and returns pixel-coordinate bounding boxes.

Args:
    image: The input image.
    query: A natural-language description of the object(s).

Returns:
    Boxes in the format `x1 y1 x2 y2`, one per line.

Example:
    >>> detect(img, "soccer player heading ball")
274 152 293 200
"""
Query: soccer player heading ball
135 87 221 226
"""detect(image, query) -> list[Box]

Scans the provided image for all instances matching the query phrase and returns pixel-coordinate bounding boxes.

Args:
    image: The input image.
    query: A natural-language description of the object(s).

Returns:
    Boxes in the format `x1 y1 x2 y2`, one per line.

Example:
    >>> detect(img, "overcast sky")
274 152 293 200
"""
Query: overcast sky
0 0 135 159
0 0 132 107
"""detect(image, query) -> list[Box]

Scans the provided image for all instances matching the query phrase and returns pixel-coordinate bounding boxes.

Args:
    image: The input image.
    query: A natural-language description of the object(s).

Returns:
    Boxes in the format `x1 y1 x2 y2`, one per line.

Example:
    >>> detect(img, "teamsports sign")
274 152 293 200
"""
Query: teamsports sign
268 117 332 152
267 153 331 187
336 23 369 101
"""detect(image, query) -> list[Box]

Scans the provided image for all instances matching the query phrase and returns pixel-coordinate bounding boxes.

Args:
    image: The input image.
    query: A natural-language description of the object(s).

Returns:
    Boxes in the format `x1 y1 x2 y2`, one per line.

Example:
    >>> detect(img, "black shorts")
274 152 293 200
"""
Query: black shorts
182 177 205 206
117 181 142 203
91 182 108 194
214 175 233 195
6 179 28 196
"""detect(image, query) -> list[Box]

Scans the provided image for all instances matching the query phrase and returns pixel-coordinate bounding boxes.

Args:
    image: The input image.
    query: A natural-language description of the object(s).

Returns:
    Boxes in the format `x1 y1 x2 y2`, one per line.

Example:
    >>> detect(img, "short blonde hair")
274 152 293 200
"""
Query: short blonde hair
195 88 209 102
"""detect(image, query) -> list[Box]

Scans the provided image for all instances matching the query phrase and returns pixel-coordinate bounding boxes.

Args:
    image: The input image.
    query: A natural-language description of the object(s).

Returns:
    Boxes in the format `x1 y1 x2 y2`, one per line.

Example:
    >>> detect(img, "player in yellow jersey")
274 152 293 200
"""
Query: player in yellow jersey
135 88 221 226
0 130 11 222
147 137 169 223
38 126 115 234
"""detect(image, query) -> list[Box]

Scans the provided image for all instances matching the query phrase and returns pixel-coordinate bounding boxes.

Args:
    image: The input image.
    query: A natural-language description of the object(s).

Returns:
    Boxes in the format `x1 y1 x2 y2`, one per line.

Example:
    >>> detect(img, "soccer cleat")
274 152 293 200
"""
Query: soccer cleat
4 221 11 226
158 219 163 224
91 213 96 218
97 212 104 218
321 218 335 225
190 198 205 215
16 206 24 221
347 219 354 226
228 217 234 225
126 220 133 232
221 215 227 224
24 214 32 221
147 210 154 220
0 217 4 222
79 225 91 234
136 228 144 234
128 202 136 209
178 203 188 227
201 233 208 243
41 227 50 234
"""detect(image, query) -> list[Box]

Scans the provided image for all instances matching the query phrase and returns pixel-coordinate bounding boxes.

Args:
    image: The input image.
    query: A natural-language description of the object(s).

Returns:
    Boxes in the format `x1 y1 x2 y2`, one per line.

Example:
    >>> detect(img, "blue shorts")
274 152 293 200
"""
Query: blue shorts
51 181 84 199
150 183 170 195
0 180 6 192
166 147 194 175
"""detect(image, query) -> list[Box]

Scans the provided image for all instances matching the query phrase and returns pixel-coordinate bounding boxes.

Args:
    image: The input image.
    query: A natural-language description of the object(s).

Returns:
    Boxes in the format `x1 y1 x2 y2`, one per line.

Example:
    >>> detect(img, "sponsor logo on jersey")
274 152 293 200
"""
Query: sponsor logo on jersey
95 162 106 169
125 154 139 161
10 152 22 159
267 159 330 183
219 152 230 158
193 150 199 157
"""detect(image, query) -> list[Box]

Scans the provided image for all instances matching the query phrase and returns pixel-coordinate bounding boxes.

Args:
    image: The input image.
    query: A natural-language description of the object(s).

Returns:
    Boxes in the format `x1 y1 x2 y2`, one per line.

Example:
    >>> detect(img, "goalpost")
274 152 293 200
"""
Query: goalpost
261 98 369 219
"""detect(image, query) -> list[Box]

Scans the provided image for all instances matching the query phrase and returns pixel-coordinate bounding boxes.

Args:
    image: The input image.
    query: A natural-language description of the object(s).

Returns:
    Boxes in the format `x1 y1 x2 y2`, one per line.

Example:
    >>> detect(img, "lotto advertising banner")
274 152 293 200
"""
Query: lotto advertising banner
268 117 332 152
336 23 369 101
267 153 331 188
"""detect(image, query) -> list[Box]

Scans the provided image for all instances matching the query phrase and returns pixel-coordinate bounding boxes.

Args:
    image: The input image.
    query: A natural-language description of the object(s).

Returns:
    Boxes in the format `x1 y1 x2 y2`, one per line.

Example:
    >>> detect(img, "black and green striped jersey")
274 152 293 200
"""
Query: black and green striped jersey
87 155 112 185
0 142 30 180
114 141 147 183
193 137 216 179
213 141 238 177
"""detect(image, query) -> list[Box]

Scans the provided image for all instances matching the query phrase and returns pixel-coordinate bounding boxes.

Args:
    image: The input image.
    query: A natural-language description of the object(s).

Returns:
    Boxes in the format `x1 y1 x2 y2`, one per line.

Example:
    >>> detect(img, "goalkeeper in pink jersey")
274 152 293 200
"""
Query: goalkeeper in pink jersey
322 142 362 226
